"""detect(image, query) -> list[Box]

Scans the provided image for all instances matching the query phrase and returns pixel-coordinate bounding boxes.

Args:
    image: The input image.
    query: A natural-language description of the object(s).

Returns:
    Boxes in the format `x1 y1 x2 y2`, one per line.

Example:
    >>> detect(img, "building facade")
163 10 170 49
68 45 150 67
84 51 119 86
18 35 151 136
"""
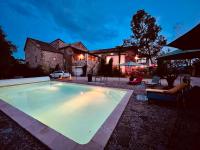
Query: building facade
90 46 146 74
24 38 147 75
24 38 99 75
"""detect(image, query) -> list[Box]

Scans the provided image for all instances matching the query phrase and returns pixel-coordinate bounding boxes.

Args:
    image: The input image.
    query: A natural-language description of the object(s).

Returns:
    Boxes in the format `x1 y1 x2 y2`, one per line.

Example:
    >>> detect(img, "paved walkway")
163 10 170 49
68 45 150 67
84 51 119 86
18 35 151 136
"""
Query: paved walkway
70 76 200 87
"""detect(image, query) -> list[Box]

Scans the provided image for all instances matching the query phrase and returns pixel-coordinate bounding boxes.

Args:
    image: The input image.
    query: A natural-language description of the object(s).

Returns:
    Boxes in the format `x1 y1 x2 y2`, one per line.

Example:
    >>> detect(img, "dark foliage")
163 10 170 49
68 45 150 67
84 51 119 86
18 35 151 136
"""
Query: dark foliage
55 64 61 71
98 58 106 76
156 60 178 87
108 58 113 76
10 61 47 78
0 26 48 79
98 58 116 76
123 10 167 63
0 26 16 78
193 58 200 76
155 59 168 77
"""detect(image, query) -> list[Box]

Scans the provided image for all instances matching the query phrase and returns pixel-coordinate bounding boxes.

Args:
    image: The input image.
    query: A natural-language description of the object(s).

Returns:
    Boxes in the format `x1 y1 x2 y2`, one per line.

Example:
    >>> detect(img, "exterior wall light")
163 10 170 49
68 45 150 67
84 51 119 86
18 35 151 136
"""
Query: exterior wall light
78 54 84 60
135 55 139 61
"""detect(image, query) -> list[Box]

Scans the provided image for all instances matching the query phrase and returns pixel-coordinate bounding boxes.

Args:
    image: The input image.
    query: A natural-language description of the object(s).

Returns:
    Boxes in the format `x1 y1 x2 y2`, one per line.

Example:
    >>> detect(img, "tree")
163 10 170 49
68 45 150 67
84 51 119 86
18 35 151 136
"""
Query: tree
116 46 122 71
108 58 113 76
0 26 16 78
123 10 167 64
55 64 61 71
98 58 106 76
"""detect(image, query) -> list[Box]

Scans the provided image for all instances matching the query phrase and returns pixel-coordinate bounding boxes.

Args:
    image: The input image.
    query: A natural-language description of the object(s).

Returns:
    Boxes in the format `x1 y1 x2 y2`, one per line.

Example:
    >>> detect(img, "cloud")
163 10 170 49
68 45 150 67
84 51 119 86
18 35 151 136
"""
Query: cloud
5 1 38 18
23 0 120 42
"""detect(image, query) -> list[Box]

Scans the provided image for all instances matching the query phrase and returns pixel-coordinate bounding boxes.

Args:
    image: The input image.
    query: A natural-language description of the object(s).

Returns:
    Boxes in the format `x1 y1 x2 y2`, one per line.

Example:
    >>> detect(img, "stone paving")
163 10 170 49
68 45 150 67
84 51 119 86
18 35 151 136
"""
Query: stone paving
0 111 48 150
0 78 200 150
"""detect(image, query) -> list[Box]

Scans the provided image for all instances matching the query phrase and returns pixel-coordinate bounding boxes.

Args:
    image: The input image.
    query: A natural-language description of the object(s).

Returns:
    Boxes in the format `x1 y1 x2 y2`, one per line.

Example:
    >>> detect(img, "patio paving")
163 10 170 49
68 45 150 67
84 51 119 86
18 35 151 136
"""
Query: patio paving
0 110 48 150
0 77 200 150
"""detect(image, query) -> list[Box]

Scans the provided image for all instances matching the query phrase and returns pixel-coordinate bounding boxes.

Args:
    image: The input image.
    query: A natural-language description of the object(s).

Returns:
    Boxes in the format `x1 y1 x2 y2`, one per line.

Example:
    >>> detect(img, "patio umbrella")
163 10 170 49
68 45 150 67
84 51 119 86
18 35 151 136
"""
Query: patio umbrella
120 61 143 67
157 49 200 60
120 61 143 75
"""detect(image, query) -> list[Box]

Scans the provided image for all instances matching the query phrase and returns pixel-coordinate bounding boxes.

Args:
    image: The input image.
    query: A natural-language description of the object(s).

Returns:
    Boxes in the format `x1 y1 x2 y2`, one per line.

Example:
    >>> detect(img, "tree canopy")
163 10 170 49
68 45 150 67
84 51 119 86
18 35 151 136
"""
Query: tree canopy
0 26 16 78
123 10 167 63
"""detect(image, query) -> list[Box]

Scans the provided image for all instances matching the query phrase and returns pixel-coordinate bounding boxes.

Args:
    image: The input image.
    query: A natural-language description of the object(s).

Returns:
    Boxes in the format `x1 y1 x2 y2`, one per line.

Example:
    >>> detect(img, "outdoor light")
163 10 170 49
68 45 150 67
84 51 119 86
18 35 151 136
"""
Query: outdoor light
79 54 84 60
53 57 56 61
135 55 139 60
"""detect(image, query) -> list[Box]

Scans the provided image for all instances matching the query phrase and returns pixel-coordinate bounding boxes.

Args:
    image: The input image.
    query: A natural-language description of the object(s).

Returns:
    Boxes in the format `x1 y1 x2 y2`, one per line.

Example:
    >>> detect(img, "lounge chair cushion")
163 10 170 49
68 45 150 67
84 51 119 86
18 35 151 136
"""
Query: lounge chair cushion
147 91 177 101
146 88 168 93
165 83 187 94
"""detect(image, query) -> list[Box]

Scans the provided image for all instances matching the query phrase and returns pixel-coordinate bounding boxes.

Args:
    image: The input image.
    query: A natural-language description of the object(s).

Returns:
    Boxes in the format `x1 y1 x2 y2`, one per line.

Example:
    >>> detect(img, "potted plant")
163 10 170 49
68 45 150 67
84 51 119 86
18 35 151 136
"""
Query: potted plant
164 63 178 88
157 60 178 88
166 73 177 88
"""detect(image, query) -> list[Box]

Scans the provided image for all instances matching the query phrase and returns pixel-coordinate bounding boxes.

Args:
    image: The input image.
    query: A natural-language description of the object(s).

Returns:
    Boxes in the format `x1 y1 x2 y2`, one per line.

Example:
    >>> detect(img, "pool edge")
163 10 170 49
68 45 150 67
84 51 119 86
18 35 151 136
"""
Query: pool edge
0 86 133 150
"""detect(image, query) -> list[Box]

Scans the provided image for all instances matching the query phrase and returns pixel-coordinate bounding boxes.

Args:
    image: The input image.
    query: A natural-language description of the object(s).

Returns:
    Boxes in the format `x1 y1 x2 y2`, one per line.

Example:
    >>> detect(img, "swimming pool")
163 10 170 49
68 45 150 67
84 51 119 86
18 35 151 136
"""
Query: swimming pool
0 81 128 145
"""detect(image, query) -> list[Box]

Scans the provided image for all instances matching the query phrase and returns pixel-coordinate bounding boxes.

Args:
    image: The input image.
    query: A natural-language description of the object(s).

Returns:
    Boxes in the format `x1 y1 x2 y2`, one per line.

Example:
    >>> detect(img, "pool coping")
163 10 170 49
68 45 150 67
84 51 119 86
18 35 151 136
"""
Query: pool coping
0 82 133 150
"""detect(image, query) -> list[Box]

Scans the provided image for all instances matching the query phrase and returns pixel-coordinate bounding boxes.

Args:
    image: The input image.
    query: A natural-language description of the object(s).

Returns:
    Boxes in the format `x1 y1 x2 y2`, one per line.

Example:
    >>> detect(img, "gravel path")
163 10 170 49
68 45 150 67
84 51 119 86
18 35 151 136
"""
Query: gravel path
105 94 177 150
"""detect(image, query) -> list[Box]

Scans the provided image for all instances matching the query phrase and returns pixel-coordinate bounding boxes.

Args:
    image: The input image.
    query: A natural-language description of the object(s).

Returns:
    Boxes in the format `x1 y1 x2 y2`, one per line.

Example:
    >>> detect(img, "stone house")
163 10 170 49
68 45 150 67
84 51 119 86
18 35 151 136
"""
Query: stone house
24 38 147 75
24 38 99 75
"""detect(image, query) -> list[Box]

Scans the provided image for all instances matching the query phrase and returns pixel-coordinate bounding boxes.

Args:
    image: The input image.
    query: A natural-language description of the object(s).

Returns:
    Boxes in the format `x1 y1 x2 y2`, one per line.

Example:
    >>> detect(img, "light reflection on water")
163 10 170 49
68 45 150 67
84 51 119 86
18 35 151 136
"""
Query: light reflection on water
0 81 126 144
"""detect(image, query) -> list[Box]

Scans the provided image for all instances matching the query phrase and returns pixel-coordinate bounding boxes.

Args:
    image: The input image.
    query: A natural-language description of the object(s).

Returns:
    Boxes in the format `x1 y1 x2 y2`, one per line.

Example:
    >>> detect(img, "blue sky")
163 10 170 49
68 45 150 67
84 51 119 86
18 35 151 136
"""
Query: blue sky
0 0 200 59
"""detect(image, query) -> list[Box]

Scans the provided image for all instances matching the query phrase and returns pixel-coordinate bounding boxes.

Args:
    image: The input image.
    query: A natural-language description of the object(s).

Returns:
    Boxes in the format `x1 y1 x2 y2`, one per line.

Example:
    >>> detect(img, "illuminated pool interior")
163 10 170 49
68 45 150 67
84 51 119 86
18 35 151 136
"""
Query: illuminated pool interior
0 81 127 144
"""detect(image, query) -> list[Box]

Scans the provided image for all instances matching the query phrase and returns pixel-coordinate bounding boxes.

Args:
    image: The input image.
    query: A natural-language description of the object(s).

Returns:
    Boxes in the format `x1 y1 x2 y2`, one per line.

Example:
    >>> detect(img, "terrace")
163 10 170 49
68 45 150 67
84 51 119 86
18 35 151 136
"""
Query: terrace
0 3 200 150
0 76 200 149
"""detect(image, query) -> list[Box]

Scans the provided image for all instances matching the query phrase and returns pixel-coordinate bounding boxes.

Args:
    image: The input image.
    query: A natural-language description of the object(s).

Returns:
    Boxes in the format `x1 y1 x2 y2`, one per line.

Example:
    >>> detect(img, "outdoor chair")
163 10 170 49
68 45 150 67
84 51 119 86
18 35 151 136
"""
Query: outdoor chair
146 76 161 87
129 77 143 85
146 82 189 105
94 74 108 82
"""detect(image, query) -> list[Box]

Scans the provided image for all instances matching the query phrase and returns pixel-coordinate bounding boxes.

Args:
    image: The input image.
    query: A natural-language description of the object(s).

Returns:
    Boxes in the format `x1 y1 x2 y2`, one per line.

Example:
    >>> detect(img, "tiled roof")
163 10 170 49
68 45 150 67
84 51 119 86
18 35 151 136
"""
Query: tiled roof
59 45 88 53
90 46 138 54
27 38 63 54
25 38 139 58
50 38 66 44
70 41 87 51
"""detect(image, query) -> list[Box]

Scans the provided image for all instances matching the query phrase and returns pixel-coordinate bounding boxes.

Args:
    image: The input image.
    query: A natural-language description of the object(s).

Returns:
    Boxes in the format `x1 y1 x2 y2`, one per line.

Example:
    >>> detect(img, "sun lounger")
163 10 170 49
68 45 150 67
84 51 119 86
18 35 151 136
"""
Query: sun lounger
146 82 188 103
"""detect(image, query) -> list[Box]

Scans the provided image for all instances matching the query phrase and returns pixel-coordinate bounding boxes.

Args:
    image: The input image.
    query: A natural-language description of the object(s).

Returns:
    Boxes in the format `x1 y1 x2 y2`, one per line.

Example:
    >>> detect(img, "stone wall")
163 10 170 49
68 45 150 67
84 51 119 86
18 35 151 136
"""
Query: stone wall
87 60 99 75
25 41 43 68
25 39 99 74
62 47 73 73
41 51 64 72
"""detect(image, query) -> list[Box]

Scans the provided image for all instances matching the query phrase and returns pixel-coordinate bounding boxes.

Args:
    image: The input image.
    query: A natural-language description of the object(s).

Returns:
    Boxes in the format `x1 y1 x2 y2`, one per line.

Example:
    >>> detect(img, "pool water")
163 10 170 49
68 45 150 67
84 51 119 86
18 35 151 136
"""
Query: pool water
0 81 126 144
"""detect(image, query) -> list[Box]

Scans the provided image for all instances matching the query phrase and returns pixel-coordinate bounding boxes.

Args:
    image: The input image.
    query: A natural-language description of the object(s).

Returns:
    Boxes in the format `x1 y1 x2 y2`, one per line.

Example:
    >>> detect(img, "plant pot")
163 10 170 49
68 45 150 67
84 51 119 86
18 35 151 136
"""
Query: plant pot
87 74 92 82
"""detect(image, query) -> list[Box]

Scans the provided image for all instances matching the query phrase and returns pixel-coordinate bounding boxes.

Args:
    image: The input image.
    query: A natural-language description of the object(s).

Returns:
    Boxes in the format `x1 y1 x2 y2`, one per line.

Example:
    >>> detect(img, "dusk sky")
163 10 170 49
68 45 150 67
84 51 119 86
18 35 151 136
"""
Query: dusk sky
0 0 200 59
